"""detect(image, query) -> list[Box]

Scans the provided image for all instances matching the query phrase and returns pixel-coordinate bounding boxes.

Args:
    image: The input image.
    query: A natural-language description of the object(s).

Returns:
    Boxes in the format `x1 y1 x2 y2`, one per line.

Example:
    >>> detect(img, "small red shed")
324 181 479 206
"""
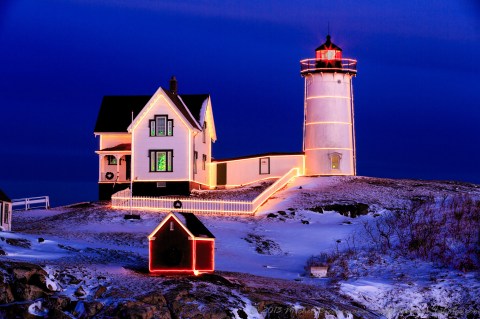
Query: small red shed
148 212 215 275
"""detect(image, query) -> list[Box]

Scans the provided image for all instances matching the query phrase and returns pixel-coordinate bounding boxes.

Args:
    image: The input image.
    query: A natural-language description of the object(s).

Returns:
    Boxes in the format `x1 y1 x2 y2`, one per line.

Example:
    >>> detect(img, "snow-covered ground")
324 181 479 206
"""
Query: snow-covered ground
1 176 479 318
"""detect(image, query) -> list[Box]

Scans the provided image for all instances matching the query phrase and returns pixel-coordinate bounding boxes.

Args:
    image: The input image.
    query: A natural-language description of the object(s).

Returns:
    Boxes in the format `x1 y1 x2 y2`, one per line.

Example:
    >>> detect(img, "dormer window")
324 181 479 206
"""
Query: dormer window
149 115 173 137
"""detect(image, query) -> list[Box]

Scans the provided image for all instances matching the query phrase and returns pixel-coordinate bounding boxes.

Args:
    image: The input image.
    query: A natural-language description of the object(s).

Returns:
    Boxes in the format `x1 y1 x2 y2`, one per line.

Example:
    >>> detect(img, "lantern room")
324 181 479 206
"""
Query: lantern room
315 35 342 60
315 35 343 68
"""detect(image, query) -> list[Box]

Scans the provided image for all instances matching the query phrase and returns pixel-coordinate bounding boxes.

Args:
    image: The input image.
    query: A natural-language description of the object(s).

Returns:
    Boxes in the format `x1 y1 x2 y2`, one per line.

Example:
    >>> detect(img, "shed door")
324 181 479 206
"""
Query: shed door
217 163 227 186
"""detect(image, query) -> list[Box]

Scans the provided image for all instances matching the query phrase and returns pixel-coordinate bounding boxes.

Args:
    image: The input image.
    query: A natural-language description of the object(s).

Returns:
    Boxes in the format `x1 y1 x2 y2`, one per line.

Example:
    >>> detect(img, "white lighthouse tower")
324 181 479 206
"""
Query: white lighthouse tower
300 35 357 176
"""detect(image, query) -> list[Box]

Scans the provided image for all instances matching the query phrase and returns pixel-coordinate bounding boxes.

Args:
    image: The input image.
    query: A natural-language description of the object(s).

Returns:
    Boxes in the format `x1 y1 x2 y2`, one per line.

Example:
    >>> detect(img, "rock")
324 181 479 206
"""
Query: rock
0 261 52 302
236 309 248 319
0 248 6 255
6 238 31 249
38 238 45 243
267 213 277 218
83 301 104 317
0 302 37 319
45 295 72 312
74 286 86 298
301 220 309 225
0 271 14 304
116 301 157 319
93 284 107 299
124 214 141 220
21 283 49 300
323 203 369 218
137 291 167 307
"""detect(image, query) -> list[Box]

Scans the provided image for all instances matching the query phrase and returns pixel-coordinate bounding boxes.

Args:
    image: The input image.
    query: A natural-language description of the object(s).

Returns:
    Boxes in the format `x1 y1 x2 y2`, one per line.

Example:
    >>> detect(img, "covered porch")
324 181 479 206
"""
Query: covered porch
96 143 132 183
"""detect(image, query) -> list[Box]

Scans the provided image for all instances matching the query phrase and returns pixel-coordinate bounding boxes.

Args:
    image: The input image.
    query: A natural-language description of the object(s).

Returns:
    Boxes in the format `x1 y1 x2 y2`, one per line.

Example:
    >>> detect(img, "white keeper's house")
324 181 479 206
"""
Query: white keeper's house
94 35 357 201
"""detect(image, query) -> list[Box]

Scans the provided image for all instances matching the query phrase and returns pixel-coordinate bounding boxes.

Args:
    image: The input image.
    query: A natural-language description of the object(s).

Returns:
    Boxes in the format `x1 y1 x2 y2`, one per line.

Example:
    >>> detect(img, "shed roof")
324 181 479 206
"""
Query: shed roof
148 212 215 240
0 189 11 202
101 143 131 151
94 90 209 133
175 212 215 239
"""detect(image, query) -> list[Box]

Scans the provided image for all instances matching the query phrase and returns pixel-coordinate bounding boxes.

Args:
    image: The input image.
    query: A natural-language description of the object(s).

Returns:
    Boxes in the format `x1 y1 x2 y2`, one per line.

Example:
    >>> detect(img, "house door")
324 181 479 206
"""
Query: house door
217 163 227 186
125 155 131 180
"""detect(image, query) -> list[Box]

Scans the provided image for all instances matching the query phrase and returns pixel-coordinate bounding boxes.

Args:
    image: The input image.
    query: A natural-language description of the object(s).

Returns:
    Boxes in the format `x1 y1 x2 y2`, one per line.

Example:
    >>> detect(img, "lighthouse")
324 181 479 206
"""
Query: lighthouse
300 35 357 176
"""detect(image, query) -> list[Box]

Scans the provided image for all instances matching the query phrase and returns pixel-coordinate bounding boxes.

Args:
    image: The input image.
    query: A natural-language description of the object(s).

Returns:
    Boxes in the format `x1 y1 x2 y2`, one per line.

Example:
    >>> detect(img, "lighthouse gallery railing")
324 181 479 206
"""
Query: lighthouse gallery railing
300 58 357 74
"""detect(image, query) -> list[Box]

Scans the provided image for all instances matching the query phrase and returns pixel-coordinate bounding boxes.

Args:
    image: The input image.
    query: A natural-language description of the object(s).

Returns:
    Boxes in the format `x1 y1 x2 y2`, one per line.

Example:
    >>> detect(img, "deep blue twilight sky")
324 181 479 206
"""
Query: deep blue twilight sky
1 0 479 206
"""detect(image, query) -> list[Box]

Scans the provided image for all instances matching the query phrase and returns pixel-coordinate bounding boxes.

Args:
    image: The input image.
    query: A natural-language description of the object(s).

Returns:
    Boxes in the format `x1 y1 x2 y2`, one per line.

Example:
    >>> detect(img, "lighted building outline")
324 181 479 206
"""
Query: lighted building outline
94 35 357 199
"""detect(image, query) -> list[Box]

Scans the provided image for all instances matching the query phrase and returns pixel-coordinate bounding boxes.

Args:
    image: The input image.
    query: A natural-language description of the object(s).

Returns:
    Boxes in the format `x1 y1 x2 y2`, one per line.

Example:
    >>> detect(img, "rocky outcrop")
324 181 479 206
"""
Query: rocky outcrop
0 261 380 319
0 261 52 304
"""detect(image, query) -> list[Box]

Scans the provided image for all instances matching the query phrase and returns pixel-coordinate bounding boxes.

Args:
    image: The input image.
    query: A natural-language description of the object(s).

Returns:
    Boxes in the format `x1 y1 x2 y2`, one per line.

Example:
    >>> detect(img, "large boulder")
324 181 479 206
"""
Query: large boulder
0 261 52 303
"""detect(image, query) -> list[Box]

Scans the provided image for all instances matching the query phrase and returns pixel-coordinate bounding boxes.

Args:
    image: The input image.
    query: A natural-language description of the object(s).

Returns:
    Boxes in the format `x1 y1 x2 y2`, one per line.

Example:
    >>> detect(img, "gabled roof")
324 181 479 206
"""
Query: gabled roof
176 212 215 238
163 90 207 130
178 94 210 124
95 89 210 133
148 212 215 240
0 189 11 202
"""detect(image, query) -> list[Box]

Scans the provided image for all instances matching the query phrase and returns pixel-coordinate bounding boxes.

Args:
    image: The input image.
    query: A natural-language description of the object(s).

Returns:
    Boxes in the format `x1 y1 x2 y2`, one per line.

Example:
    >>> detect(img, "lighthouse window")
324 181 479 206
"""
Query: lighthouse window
149 115 174 137
329 153 342 170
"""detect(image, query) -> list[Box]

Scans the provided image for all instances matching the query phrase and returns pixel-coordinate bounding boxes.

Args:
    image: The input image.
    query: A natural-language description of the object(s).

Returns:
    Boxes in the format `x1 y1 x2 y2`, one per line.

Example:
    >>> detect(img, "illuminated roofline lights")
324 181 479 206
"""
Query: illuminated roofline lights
149 231 215 274
222 176 287 188
112 196 250 205
148 213 195 239
305 121 352 126
213 154 304 164
306 96 351 100
305 147 353 151
129 90 193 132
95 151 132 154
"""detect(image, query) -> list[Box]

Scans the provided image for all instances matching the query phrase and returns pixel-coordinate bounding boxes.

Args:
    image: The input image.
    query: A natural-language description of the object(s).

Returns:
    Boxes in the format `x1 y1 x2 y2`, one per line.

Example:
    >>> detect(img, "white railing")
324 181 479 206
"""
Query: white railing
111 167 300 215
251 167 300 211
12 196 50 211
300 58 357 74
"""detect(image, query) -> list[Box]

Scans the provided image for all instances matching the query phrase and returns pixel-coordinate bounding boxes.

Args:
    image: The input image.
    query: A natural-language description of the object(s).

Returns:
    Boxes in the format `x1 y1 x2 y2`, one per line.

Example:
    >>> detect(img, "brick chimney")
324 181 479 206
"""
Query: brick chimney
169 76 178 95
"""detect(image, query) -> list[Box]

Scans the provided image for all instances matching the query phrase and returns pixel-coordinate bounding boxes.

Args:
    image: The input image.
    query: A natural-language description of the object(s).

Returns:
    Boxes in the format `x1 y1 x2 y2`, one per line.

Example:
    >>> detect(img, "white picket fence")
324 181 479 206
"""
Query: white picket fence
111 167 300 215
12 196 50 211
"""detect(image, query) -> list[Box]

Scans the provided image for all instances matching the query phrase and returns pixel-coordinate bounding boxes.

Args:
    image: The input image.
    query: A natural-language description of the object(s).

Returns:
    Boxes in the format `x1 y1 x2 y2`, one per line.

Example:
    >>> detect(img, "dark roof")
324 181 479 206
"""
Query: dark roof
94 96 151 133
0 189 11 202
101 143 131 151
95 90 209 133
176 212 215 239
315 35 342 51
164 90 208 129
213 152 304 162
178 94 209 123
